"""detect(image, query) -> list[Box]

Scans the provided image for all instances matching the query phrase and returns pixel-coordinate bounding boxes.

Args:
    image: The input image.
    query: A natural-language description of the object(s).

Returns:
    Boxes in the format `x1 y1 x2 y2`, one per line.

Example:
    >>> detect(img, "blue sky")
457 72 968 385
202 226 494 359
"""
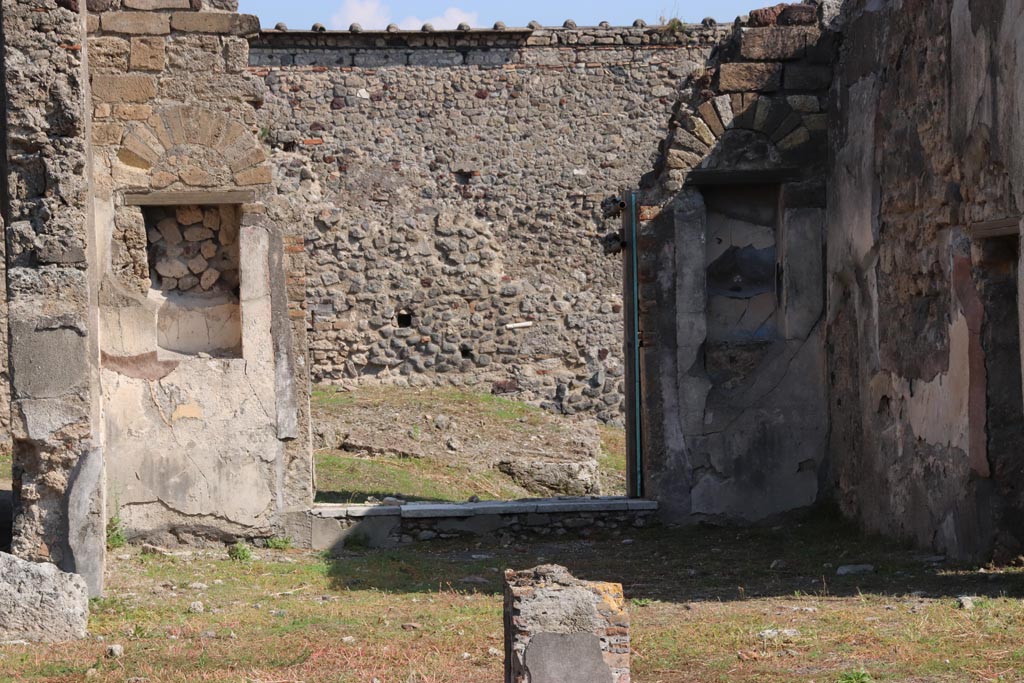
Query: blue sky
236 0 759 31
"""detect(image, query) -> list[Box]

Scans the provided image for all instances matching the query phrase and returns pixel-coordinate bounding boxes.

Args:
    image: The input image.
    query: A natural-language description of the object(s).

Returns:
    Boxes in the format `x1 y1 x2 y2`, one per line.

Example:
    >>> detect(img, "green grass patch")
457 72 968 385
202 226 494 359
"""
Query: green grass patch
598 425 627 496
314 451 528 504
0 450 11 483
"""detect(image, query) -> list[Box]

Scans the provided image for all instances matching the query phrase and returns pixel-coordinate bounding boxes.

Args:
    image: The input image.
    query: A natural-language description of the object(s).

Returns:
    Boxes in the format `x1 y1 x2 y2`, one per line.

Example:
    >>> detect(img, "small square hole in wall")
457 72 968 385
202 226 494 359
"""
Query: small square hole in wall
397 311 414 328
145 205 242 359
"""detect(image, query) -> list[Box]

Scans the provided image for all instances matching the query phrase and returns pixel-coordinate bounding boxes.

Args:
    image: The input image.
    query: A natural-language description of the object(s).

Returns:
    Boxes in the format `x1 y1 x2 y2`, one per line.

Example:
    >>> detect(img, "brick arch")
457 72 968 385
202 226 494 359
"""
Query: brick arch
658 91 823 186
115 105 269 191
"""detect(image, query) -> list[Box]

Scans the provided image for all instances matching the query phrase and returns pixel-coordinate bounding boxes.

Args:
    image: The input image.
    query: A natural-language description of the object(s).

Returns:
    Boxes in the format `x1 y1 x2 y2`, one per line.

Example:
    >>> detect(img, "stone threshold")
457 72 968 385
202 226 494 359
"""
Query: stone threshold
311 497 658 520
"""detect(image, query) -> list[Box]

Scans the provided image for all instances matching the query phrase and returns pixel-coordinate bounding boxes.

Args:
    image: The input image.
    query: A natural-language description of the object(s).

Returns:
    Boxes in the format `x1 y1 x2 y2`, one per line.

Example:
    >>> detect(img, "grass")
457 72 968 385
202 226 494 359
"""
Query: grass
598 425 628 496
3 510 1024 682
311 386 628 502
0 450 10 484
313 385 548 427
314 451 530 504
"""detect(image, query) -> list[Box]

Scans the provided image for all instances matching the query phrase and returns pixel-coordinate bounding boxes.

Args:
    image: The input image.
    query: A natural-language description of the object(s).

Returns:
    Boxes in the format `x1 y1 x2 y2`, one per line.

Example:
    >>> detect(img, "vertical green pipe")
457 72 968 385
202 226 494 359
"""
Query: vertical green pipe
629 192 644 498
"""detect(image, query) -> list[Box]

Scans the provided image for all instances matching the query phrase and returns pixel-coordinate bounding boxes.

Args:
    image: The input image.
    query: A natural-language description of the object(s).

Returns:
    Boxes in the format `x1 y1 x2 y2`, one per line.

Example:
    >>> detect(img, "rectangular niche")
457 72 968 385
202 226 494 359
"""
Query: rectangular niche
144 204 242 359
702 185 780 344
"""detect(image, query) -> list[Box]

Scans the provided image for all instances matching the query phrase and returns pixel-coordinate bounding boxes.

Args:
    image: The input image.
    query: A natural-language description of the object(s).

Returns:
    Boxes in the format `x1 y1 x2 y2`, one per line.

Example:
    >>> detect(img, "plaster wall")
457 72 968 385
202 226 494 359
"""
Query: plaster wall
633 8 834 523
85 0 313 543
827 0 1024 561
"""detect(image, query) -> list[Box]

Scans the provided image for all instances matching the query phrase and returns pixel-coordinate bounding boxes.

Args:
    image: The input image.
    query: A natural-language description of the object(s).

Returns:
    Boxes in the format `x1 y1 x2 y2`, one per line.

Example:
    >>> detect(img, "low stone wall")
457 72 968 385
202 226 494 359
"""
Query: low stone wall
304 498 658 551
251 24 729 424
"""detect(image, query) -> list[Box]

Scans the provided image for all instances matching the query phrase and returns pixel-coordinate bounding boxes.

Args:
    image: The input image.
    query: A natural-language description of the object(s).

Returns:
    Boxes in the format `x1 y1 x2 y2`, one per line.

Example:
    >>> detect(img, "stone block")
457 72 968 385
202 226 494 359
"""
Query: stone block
130 37 166 71
784 64 832 91
92 122 125 146
88 36 130 72
101 12 171 35
719 62 782 92
234 165 272 186
504 565 630 683
10 322 88 400
0 553 90 643
92 73 157 103
170 12 258 35
738 27 819 60
401 503 474 518
124 0 190 8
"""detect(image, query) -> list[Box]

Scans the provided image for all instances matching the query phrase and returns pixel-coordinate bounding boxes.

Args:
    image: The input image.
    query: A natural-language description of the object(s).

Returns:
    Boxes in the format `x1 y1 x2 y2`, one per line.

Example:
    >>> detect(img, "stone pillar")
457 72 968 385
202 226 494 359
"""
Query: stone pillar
504 565 630 683
1 0 106 596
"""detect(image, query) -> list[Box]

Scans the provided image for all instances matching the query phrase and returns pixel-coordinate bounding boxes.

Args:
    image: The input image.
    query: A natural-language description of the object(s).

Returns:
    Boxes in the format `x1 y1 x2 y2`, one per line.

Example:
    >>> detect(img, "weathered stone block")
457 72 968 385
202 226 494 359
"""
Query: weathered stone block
88 36 130 72
130 37 166 71
93 121 125 145
234 165 272 185
124 0 190 8
101 12 171 35
10 322 88 400
92 73 157 102
719 62 782 92
505 565 630 683
0 553 90 643
170 12 258 35
738 27 819 60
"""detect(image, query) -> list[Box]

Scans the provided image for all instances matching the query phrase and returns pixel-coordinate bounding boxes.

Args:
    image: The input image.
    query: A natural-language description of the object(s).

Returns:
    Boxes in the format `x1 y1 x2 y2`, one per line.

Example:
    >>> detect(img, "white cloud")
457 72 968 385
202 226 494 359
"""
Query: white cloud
330 1 479 30
330 0 391 29
397 7 479 30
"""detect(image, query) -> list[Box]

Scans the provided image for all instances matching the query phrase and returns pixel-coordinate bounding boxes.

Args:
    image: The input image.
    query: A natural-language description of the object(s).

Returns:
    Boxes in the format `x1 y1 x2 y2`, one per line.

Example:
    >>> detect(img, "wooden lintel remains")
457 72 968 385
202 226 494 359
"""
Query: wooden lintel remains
967 216 1022 240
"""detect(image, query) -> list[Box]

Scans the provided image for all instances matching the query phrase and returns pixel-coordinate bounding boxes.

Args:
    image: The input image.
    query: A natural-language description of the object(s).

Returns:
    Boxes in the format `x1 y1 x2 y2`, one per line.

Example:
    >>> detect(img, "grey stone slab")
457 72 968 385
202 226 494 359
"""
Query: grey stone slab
627 500 659 511
524 633 613 683
10 322 88 400
67 447 106 598
346 505 402 518
311 516 399 551
267 229 300 441
401 503 475 518
533 499 630 513
467 501 538 515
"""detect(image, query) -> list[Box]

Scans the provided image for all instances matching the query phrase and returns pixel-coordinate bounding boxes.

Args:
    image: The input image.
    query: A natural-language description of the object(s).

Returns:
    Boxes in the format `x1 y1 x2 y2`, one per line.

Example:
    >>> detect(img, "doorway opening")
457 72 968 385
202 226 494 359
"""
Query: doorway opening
1 444 11 552
976 235 1024 556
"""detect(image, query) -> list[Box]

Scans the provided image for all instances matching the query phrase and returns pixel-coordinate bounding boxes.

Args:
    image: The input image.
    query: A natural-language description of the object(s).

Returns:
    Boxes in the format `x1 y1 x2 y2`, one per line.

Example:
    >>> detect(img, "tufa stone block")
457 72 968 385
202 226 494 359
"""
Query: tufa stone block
129 37 166 71
170 12 259 35
124 0 191 8
738 27 820 60
718 62 782 92
101 12 171 35
92 74 157 103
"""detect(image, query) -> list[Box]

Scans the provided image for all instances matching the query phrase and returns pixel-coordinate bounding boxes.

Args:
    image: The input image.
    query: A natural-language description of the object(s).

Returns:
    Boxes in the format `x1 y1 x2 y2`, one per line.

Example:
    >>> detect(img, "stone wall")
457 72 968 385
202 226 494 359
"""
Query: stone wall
827 0 1024 562
250 24 728 424
2 0 106 596
632 3 835 523
307 498 658 551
